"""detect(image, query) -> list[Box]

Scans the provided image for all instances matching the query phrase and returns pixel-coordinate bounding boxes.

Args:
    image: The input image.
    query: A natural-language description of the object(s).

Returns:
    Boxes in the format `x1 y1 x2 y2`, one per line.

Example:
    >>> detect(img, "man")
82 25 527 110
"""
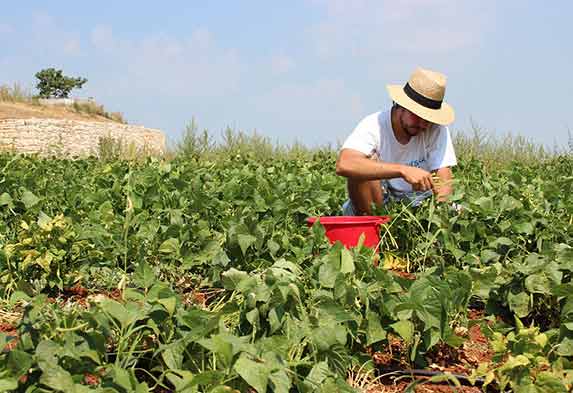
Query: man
336 67 457 215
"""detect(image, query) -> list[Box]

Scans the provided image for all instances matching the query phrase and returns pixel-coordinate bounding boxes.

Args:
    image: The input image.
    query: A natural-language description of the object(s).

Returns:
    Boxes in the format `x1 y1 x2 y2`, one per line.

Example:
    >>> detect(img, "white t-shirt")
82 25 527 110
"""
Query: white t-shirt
341 110 457 193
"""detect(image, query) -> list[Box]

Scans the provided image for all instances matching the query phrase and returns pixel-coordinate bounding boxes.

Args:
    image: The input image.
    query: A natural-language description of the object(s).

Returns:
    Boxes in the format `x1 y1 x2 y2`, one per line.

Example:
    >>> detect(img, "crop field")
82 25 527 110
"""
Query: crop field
0 142 572 392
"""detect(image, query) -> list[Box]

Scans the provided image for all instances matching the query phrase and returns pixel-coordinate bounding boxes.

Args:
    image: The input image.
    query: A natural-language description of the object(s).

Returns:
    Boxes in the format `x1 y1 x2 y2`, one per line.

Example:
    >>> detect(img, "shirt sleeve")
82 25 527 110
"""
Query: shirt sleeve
426 125 457 171
341 114 380 157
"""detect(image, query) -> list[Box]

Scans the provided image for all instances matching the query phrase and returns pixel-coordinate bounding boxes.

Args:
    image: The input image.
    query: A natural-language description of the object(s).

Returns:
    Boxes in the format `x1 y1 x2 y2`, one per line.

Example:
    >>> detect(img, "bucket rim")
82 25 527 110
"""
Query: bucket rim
306 215 391 225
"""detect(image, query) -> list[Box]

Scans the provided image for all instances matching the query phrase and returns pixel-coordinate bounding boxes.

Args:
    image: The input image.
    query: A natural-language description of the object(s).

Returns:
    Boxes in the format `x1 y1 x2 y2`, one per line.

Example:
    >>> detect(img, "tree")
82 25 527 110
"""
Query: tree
35 68 87 98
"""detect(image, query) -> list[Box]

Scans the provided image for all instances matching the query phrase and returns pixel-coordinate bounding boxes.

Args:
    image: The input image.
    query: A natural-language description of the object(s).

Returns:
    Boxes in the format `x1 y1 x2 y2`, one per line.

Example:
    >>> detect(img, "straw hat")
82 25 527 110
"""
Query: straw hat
386 67 455 125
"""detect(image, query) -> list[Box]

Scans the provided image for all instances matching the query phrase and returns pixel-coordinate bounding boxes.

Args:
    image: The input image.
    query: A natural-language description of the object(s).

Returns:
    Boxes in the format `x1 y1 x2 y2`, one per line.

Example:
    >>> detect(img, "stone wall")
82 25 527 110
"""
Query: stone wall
0 118 166 157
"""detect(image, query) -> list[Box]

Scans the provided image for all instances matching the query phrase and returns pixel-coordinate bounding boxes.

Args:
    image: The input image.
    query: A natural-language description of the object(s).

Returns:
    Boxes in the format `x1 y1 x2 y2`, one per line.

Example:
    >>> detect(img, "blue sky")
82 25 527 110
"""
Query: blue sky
2 1 572 148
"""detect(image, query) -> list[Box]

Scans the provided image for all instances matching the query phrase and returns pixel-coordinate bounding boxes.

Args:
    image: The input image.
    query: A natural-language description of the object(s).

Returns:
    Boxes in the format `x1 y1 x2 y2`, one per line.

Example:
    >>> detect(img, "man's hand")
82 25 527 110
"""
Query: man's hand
400 166 435 192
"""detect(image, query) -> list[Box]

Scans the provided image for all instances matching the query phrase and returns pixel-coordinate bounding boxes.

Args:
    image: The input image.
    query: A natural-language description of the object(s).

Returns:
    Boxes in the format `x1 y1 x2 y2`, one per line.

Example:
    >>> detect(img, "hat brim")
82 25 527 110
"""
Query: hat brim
387 85 455 125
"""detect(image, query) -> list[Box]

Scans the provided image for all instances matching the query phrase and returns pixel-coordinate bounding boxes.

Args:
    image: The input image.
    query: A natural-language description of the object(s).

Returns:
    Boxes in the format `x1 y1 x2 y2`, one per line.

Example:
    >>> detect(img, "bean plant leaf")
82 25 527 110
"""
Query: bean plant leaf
513 222 534 235
269 369 291 393
221 268 249 290
134 262 156 289
556 337 573 356
391 320 414 343
238 234 257 255
21 190 40 208
36 341 76 392
508 291 530 317
159 238 180 255
340 247 355 274
158 296 177 316
7 350 33 377
234 354 270 393
0 192 14 207
100 299 138 329
524 273 550 294
0 379 18 391
161 339 187 370
304 361 330 389
113 365 135 391
366 311 386 345
534 372 568 393
318 260 338 288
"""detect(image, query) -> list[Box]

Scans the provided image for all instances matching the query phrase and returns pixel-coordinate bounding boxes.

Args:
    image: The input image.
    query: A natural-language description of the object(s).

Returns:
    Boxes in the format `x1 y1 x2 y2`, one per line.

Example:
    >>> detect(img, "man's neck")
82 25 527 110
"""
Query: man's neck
390 106 411 145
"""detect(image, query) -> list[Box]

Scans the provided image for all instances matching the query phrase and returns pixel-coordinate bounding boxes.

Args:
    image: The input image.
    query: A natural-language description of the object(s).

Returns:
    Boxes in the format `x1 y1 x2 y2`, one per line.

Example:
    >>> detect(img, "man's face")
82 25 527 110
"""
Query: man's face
398 107 433 137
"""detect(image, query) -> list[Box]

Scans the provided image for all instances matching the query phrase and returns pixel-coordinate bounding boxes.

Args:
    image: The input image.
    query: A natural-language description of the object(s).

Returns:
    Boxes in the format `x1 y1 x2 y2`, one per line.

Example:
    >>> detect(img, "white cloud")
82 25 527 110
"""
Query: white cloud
270 54 295 75
188 27 212 51
32 12 55 28
0 23 14 34
309 0 497 58
63 37 81 55
90 25 115 50
83 27 246 100
250 79 366 144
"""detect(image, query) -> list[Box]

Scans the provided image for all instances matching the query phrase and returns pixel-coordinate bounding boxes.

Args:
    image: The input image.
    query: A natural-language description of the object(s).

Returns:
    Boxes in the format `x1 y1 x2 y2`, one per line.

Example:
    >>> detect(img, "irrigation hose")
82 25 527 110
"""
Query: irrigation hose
377 368 485 386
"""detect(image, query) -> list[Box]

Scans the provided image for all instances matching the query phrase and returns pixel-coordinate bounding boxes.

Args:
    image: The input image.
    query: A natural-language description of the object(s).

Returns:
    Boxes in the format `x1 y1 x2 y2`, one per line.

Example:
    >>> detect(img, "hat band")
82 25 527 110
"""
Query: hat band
403 83 442 110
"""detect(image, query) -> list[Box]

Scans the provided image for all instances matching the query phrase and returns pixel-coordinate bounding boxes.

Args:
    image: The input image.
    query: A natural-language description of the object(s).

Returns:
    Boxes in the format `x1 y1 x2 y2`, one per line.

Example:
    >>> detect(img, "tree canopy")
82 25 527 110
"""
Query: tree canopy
35 68 87 99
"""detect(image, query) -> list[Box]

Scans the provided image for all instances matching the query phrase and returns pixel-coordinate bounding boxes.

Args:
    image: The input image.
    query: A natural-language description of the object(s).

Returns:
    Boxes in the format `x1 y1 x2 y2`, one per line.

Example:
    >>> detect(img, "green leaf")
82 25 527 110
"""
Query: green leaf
513 222 534 235
318 260 338 288
556 337 573 356
535 372 568 393
525 273 551 294
0 192 14 207
0 379 18 391
100 299 138 329
166 370 196 392
198 333 248 367
238 234 257 255
366 311 386 345
7 350 33 377
221 268 249 290
159 238 180 255
113 365 135 391
158 296 177 316
267 239 280 255
21 190 40 208
498 354 530 372
268 307 282 334
37 211 52 230
234 354 270 393
269 369 291 393
391 320 414 343
508 291 530 317
340 247 355 274
311 324 346 351
480 249 500 263
161 339 187 370
35 341 76 392
305 361 330 387
134 262 156 289
489 237 513 248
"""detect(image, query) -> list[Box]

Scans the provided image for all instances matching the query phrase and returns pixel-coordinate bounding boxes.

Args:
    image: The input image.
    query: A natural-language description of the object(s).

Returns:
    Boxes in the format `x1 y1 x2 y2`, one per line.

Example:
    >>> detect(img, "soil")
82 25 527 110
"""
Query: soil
0 101 117 122
364 310 493 393
0 322 18 351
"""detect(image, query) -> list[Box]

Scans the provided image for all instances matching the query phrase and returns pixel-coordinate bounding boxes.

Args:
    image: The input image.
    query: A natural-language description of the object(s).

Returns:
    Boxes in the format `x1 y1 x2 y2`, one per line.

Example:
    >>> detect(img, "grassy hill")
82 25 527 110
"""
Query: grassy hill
0 84 125 123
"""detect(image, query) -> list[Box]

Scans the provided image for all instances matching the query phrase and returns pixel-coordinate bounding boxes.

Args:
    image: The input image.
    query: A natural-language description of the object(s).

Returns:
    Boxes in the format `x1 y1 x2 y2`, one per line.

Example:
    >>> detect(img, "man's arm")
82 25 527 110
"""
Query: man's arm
432 166 454 201
336 148 436 191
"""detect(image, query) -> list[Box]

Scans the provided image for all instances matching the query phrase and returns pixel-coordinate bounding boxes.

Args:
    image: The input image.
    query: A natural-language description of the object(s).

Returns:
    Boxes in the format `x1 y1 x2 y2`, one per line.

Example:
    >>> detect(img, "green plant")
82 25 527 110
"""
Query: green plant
35 68 87 99
472 318 573 392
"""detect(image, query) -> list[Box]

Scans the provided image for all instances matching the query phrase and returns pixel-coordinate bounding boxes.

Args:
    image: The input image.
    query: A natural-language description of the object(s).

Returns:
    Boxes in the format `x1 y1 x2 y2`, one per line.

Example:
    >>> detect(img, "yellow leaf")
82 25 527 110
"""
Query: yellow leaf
535 333 548 348
383 253 408 271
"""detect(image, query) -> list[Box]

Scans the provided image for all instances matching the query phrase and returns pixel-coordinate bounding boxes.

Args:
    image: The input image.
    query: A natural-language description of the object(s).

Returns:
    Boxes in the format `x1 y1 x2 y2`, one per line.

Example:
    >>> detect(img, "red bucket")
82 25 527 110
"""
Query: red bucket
306 216 391 249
